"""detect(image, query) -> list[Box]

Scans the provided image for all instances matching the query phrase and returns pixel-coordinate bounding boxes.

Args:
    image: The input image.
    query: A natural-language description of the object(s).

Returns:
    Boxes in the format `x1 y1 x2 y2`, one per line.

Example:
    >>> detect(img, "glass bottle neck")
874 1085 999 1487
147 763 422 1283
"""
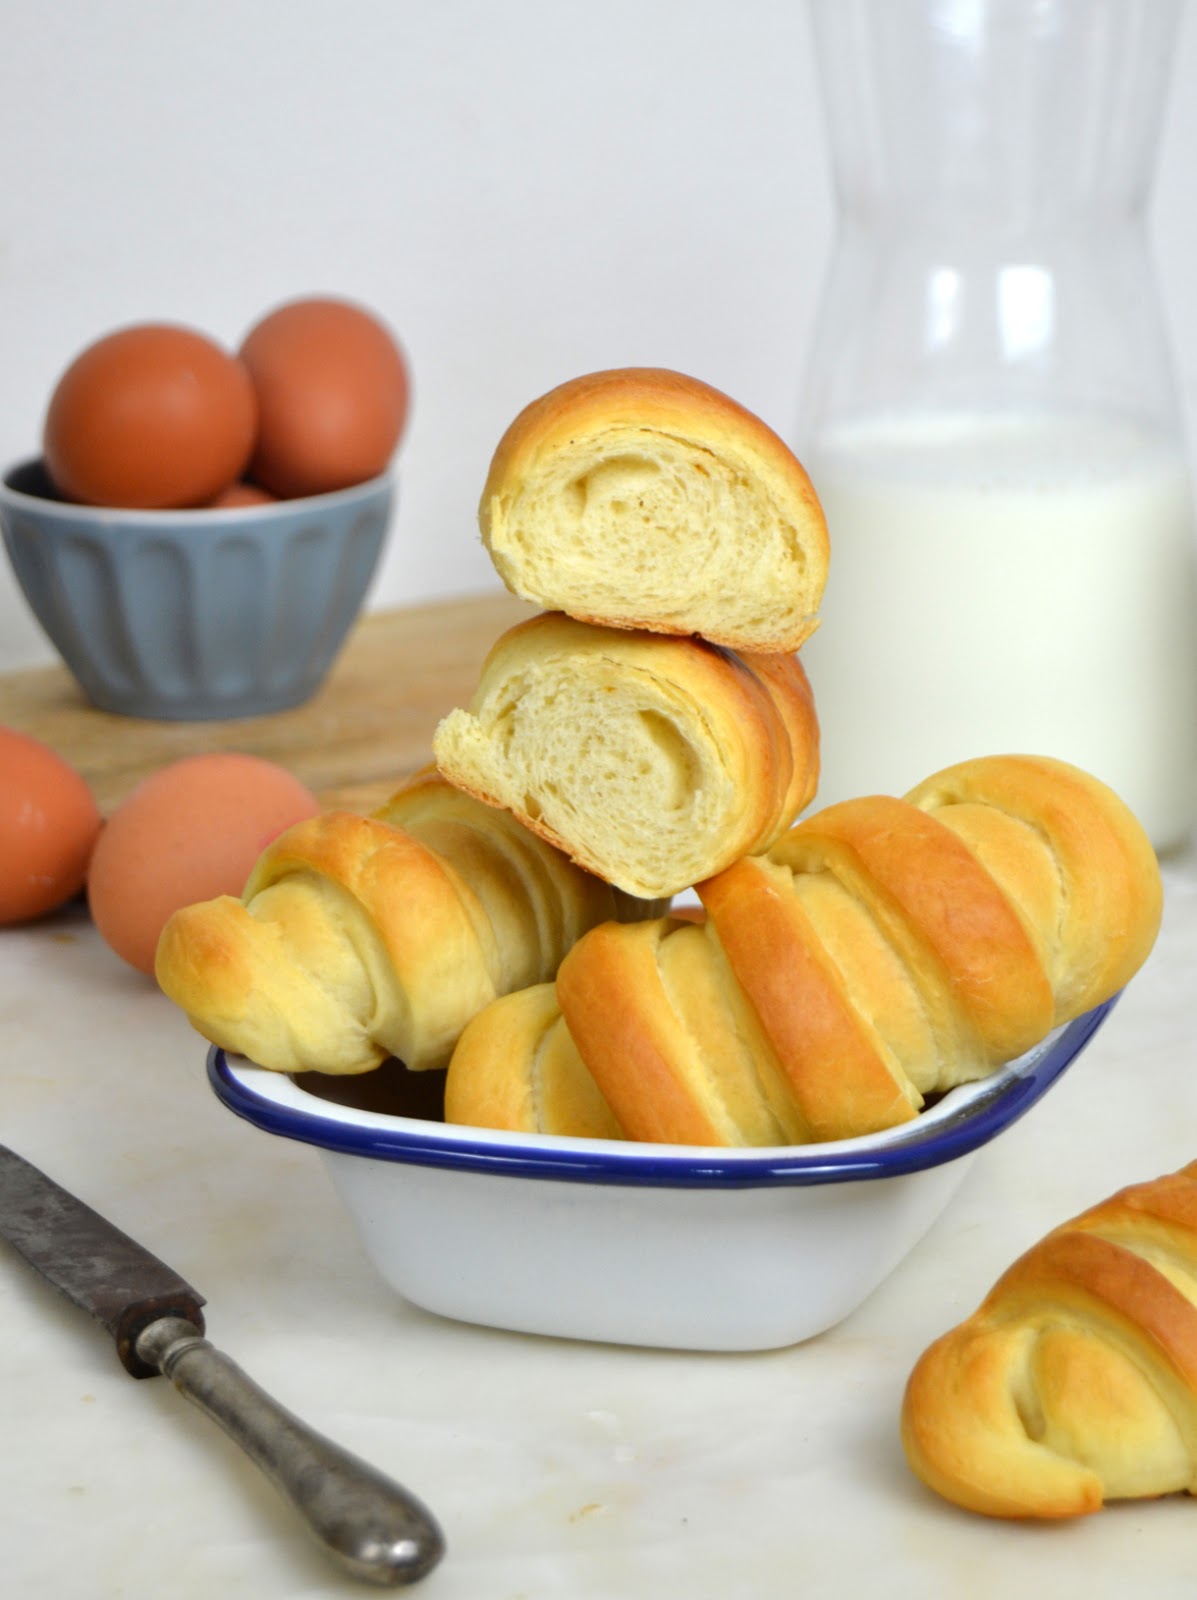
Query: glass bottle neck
798 0 1188 442
809 0 1180 228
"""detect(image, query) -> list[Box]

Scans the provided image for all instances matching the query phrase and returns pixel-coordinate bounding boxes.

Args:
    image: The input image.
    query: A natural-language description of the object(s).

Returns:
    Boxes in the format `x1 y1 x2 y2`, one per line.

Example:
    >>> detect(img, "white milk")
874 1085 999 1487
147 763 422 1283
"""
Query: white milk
801 411 1197 851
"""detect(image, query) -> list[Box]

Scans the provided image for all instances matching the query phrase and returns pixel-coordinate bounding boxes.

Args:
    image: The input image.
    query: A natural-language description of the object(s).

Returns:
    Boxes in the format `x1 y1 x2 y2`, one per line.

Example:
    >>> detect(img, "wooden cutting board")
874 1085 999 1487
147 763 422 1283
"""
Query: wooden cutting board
0 590 533 815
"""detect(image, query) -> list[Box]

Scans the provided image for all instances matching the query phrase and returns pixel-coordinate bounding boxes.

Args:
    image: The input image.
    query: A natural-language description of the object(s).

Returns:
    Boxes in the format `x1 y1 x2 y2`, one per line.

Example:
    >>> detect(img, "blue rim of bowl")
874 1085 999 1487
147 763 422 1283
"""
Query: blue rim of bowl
0 457 393 523
207 995 1116 1189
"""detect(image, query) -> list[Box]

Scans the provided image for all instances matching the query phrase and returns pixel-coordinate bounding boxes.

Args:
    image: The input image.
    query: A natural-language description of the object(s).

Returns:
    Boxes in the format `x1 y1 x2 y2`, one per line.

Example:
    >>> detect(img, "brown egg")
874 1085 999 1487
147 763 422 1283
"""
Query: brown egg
0 727 102 924
239 296 409 498
43 324 258 508
207 481 277 508
87 752 320 975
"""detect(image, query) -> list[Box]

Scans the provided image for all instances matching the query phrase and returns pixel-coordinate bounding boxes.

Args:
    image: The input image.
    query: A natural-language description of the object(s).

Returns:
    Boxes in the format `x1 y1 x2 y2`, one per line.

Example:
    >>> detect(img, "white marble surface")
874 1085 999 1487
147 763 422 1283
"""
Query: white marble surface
3 849 1197 1600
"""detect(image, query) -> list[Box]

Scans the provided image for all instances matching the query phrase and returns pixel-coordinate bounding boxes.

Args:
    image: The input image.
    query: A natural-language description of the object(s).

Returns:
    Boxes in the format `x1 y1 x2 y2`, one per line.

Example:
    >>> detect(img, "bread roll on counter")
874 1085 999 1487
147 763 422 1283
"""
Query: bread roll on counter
901 1160 1197 1518
478 367 830 653
155 769 664 1076
445 755 1162 1145
433 611 820 900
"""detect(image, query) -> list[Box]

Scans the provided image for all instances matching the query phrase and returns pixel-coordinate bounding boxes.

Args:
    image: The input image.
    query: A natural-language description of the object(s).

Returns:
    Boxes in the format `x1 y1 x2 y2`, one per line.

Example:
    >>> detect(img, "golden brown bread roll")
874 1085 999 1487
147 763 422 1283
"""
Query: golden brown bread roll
478 367 830 653
445 755 1162 1144
444 983 623 1140
901 1161 1197 1518
154 769 663 1076
432 611 820 900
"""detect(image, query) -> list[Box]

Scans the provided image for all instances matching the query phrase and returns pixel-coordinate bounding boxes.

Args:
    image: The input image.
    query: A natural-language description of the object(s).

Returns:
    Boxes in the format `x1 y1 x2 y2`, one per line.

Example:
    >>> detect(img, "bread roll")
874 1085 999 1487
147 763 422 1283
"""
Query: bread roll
445 755 1161 1144
478 367 829 653
558 913 810 1145
696 754 1162 1138
902 1161 1197 1518
432 611 820 901
154 769 663 1076
443 983 622 1140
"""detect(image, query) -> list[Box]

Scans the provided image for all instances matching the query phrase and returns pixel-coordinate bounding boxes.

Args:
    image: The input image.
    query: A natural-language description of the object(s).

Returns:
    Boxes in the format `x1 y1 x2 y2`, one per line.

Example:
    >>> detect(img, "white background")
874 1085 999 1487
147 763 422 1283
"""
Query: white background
2 0 1196 673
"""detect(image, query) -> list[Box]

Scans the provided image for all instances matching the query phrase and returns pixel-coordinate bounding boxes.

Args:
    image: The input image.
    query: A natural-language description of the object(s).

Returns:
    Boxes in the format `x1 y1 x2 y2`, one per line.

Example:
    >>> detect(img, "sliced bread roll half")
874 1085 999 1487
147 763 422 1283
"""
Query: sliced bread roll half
432 611 820 900
479 367 829 653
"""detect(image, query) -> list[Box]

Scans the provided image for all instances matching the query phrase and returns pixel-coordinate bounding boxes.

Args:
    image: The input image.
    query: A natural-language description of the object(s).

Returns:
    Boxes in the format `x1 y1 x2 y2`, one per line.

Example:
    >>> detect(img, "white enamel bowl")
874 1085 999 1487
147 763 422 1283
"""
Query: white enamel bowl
208 998 1116 1352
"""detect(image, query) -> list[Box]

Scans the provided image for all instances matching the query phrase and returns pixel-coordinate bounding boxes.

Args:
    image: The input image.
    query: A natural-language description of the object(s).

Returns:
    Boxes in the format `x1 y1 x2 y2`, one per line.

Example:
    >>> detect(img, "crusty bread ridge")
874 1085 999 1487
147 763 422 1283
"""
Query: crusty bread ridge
901 1160 1197 1518
443 754 1162 1145
432 610 820 901
154 769 663 1075
479 367 830 653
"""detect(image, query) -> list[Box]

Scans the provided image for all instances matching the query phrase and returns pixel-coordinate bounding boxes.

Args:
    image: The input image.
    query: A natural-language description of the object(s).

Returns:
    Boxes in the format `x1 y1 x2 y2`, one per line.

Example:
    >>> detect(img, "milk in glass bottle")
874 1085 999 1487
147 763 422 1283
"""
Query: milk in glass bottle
798 0 1197 851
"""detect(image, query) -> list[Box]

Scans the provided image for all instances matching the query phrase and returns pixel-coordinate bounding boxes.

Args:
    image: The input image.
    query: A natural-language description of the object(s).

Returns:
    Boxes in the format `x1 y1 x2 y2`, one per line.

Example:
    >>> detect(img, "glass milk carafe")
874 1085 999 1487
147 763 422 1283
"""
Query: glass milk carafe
797 0 1197 852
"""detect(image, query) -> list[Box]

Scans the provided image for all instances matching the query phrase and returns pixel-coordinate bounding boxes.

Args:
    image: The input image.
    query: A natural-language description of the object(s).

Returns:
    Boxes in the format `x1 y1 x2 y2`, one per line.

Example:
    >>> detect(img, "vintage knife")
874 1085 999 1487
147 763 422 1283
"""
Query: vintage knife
0 1143 445 1588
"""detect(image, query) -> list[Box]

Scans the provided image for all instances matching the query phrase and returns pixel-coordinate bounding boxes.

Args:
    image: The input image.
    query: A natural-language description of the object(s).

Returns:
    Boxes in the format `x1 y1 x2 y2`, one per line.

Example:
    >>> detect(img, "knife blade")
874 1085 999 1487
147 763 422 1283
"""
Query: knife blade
0 1144 444 1588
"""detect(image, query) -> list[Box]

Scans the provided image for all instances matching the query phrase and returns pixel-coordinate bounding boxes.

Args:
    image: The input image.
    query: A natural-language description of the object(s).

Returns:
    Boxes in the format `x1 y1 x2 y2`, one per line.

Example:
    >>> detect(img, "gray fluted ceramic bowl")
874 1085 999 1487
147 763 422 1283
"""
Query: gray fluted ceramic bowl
0 459 394 720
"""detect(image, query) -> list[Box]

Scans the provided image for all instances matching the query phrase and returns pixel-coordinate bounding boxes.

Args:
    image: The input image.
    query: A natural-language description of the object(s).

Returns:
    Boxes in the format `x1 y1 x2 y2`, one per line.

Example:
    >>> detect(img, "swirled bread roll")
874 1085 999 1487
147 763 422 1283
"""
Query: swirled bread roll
695 753 1162 1139
154 769 663 1076
432 611 820 900
479 367 829 653
901 1161 1197 1518
445 755 1162 1144
444 983 623 1140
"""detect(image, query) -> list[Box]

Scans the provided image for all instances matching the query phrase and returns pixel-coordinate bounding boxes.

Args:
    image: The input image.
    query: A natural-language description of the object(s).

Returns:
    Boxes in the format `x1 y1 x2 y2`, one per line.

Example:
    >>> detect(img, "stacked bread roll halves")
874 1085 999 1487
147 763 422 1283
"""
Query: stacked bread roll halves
433 368 829 900
156 367 822 1075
